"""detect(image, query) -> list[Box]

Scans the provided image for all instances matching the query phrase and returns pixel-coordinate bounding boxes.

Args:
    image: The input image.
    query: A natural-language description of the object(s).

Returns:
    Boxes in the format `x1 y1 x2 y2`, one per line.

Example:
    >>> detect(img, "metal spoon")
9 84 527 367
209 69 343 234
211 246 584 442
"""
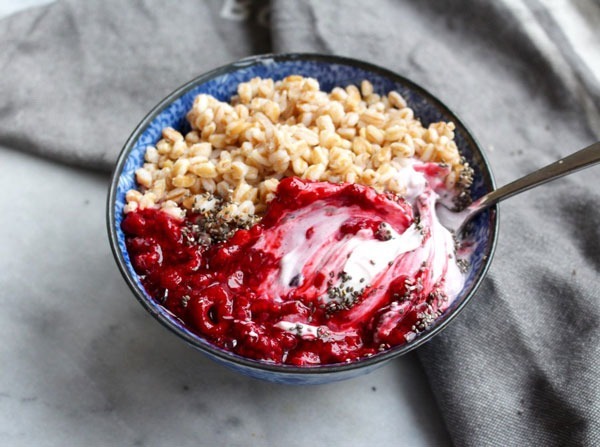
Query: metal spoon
437 141 600 234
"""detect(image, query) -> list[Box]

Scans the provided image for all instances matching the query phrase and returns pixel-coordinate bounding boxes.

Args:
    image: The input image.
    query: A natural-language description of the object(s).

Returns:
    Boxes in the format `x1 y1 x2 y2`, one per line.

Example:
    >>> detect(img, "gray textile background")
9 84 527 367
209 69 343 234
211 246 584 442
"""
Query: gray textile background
1 0 599 445
0 0 270 169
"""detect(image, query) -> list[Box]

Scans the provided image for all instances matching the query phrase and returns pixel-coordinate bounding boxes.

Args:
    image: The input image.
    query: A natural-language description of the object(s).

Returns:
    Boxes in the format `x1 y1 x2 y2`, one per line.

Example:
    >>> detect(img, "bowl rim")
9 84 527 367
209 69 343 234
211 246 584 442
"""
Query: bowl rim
107 52 499 375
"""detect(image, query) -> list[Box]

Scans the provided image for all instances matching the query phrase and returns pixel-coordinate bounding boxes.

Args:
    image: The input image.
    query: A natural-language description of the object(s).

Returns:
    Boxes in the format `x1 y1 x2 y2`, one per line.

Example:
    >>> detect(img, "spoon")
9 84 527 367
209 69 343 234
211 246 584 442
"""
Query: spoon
437 141 600 234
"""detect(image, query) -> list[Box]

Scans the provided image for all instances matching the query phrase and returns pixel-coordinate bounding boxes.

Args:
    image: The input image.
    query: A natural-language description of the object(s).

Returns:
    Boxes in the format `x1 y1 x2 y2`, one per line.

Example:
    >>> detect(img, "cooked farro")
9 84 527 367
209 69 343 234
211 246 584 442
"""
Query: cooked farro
125 76 471 220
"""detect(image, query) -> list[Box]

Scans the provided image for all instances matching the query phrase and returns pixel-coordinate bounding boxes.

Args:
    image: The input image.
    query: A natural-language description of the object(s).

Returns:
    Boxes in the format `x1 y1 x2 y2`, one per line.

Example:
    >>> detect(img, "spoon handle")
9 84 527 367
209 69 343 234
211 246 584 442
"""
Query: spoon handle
477 141 600 208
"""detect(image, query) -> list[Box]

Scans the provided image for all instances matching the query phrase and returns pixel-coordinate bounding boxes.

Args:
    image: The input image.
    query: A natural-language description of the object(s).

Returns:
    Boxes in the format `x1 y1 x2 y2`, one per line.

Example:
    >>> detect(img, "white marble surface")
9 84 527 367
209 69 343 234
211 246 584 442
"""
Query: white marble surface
0 147 450 446
3 1 598 445
0 0 53 18
0 3 450 446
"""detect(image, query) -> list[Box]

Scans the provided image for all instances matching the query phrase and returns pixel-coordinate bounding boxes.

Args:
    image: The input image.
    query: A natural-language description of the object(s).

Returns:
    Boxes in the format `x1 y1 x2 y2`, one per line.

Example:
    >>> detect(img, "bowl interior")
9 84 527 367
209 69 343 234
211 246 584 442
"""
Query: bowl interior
109 54 497 377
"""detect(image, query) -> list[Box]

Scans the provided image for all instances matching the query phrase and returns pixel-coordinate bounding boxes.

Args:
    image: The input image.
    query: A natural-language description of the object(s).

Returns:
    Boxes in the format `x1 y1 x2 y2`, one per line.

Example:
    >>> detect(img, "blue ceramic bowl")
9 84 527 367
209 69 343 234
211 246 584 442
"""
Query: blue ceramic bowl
107 53 498 384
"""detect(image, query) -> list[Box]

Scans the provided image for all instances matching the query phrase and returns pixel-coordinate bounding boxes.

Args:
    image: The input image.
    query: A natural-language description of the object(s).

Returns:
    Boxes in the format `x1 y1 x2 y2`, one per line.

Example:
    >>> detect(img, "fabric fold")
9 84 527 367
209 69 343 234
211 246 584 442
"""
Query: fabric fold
0 0 270 170
1 0 598 444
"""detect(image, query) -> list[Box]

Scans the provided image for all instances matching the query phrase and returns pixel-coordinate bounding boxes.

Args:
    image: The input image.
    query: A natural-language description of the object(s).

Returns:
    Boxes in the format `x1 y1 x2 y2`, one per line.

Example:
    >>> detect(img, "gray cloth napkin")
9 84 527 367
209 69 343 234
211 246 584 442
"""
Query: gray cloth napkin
2 0 599 445
0 0 270 170
272 2 600 445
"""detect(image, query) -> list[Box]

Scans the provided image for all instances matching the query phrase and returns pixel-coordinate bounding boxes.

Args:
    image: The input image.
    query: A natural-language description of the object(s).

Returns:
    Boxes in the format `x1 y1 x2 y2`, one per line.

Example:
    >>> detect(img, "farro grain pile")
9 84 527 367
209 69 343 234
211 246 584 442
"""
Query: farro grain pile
125 75 471 223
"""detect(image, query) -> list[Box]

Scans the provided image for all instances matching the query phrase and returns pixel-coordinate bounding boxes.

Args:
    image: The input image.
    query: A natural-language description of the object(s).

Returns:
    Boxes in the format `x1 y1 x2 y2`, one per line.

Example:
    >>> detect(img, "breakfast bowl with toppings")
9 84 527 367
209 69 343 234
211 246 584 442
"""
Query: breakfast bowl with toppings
107 53 498 384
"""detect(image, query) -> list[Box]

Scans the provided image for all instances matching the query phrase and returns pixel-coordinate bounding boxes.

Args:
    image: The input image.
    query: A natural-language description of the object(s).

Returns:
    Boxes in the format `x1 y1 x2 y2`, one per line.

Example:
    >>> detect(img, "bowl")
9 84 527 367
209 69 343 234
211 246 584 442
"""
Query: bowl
107 53 498 384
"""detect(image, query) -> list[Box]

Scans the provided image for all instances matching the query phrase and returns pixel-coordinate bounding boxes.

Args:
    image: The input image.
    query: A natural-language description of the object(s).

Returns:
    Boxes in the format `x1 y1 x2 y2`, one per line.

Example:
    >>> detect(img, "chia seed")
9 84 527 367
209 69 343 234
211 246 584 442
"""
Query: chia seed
289 274 303 288
375 222 393 241
457 258 469 273
181 295 190 308
188 192 260 245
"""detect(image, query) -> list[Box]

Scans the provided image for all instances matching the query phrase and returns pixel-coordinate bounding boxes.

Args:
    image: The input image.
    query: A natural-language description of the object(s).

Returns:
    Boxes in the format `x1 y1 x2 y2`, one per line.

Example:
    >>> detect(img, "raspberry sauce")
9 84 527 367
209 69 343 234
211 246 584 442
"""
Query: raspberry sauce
123 174 464 365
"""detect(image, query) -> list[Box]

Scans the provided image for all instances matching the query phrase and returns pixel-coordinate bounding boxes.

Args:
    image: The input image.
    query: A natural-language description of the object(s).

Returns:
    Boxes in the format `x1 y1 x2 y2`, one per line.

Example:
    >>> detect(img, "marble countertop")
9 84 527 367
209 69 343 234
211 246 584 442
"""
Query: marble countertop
3 1 599 445
0 4 449 446
0 146 450 446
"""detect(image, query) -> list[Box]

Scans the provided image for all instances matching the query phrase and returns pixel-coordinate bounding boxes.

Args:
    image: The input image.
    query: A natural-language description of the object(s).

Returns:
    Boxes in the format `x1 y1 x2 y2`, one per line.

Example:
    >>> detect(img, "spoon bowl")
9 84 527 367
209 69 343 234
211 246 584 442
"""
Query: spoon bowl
438 141 600 234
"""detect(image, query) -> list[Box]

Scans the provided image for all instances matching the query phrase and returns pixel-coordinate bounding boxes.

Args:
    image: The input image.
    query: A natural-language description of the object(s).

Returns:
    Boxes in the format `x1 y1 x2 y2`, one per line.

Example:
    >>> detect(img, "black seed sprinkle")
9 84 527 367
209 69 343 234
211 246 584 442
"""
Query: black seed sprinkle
289 274 303 288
